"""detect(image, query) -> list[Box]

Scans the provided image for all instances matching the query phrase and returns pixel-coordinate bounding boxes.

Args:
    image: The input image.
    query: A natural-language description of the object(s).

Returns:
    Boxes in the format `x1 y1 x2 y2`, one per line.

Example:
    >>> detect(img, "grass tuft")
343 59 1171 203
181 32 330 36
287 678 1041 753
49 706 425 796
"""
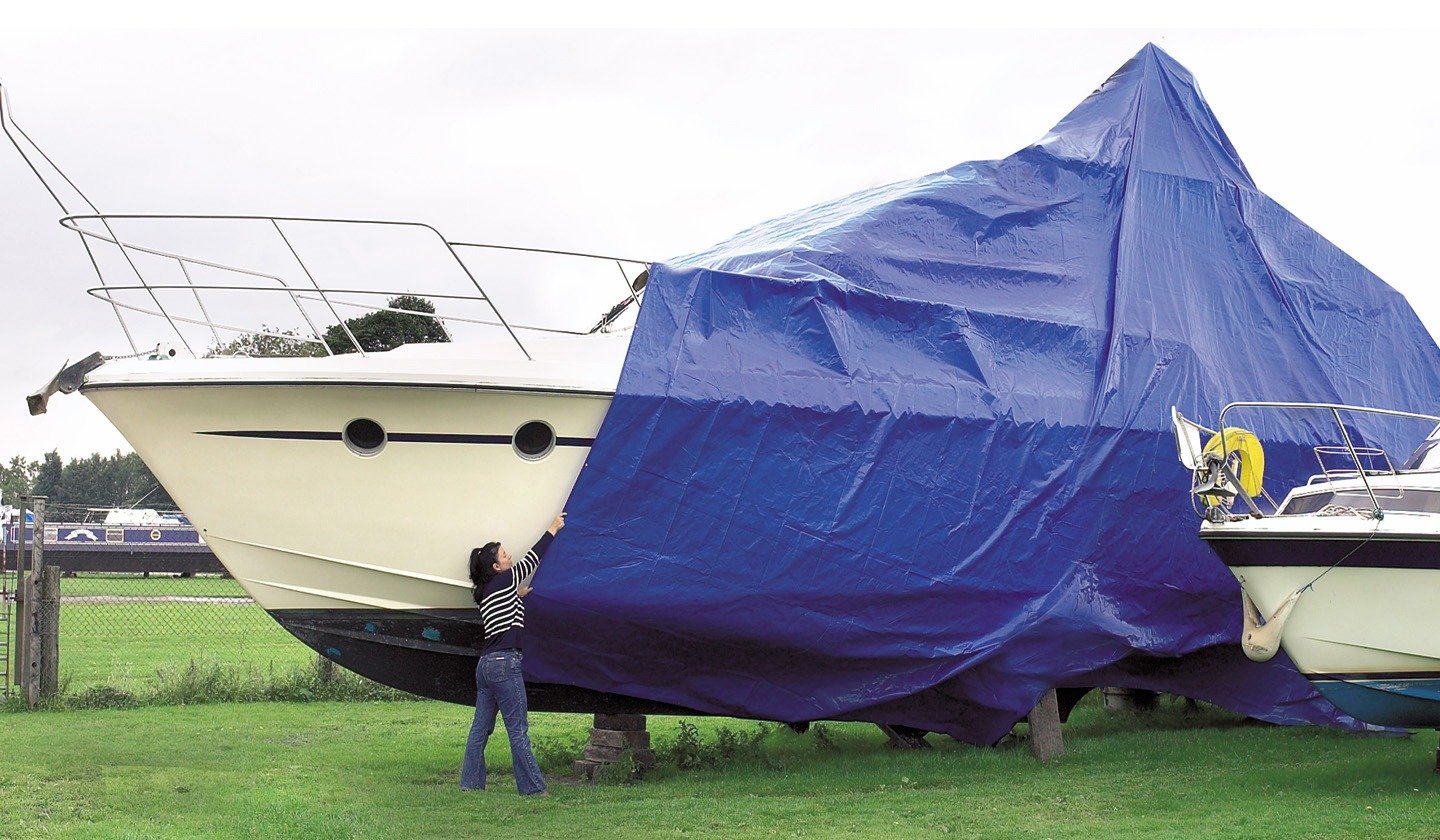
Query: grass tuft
3 656 420 711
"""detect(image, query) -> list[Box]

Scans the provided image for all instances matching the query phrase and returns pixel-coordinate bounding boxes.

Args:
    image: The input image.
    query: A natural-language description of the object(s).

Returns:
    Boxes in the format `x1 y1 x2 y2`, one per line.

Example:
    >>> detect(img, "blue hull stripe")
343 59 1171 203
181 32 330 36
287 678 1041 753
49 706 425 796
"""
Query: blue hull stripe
1306 675 1440 728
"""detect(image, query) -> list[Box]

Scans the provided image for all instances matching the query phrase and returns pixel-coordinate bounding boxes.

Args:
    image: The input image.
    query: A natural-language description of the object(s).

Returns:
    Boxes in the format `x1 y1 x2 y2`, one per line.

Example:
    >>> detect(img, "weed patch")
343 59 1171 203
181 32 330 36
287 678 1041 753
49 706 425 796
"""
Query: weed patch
659 719 777 771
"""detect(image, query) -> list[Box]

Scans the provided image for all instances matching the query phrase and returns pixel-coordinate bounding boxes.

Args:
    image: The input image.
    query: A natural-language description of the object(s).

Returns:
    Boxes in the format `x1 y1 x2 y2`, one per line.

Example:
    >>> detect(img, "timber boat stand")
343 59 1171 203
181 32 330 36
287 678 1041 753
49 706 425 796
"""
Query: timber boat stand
879 688 1066 762
574 714 656 781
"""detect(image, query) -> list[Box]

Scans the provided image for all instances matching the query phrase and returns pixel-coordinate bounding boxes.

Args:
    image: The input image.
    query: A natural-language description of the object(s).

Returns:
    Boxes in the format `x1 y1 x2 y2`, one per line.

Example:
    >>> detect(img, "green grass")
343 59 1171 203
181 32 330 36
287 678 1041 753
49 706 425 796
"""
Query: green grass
0 698 1436 839
57 575 250 598
4 574 1439 837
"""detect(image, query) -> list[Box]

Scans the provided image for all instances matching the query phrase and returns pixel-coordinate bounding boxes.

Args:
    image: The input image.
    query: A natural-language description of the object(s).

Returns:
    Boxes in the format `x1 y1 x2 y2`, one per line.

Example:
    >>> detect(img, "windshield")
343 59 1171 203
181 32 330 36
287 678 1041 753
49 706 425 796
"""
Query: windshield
1402 423 1440 470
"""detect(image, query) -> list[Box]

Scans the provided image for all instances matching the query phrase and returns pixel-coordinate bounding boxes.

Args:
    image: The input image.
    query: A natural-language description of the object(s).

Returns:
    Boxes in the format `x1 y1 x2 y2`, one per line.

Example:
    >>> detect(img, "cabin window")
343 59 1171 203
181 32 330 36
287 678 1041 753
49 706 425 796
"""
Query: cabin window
513 421 556 460
344 418 387 457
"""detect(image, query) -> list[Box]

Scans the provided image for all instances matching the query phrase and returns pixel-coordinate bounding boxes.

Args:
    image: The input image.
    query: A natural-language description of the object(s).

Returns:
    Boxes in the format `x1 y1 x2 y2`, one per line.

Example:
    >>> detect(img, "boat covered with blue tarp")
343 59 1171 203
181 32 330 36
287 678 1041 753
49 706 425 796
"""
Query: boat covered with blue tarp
525 44 1440 742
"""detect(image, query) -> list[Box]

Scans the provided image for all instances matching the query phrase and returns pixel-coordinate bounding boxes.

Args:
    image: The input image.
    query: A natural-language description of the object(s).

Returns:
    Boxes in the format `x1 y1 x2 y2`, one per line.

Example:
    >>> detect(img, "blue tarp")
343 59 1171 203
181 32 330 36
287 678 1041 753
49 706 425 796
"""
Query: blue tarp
526 44 1440 743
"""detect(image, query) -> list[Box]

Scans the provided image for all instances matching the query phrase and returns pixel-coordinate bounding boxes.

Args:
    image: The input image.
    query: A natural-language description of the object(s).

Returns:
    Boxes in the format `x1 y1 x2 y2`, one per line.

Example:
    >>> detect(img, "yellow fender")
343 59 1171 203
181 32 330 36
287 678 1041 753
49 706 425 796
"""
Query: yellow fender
1202 427 1264 501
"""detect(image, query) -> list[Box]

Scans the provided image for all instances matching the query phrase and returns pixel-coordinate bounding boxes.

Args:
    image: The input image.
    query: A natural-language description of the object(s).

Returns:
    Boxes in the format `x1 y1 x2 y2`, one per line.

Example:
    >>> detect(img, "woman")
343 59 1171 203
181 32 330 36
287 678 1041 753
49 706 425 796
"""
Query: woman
459 511 565 794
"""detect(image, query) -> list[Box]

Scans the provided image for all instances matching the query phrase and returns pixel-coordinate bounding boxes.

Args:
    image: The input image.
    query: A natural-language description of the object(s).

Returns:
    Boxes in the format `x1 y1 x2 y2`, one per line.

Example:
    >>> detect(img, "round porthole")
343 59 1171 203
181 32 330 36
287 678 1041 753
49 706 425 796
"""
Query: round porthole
513 420 556 460
344 418 386 457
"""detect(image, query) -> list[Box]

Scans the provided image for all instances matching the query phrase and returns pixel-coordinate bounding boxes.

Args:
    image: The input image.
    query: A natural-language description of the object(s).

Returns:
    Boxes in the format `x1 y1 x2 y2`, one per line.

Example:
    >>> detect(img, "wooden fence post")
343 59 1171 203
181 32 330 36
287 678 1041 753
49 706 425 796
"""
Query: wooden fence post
20 497 50 708
13 495 30 699
21 573 38 709
38 565 59 700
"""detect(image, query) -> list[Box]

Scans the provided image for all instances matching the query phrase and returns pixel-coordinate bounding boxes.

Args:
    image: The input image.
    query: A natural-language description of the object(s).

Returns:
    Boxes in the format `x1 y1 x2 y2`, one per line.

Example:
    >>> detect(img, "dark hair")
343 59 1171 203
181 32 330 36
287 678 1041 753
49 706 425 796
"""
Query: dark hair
468 541 501 605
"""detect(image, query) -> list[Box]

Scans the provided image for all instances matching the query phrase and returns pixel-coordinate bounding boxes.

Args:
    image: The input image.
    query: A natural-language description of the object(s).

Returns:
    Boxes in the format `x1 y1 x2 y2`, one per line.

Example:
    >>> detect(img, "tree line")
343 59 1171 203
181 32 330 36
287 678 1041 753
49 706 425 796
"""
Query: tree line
209 294 448 357
0 450 175 512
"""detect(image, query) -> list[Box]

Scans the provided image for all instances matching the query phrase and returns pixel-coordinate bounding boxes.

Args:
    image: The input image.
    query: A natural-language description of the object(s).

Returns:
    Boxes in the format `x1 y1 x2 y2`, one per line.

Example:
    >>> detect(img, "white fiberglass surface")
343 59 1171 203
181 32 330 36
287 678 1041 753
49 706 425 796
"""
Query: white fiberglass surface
1232 565 1440 676
84 330 632 394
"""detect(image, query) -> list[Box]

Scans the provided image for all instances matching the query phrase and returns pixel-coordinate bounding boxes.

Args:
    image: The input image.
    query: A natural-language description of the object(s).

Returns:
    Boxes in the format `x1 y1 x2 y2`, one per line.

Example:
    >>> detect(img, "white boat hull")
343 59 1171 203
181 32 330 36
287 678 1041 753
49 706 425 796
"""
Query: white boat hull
85 381 608 612
1204 516 1440 726
1226 563 1440 678
74 348 701 711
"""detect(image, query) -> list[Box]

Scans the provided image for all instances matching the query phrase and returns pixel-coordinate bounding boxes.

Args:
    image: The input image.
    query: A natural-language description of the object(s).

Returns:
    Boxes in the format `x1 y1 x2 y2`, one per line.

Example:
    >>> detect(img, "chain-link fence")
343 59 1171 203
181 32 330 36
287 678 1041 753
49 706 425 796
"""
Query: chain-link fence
54 572 313 690
4 501 317 693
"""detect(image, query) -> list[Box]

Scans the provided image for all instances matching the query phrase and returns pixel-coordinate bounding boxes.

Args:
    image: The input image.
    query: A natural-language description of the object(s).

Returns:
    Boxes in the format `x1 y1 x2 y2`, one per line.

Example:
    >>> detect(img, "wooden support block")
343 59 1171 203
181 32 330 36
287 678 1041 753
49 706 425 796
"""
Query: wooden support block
594 713 646 731
589 728 652 750
1102 686 1158 713
589 729 627 748
578 713 654 780
1026 688 1065 763
876 724 931 749
573 759 602 780
584 743 627 763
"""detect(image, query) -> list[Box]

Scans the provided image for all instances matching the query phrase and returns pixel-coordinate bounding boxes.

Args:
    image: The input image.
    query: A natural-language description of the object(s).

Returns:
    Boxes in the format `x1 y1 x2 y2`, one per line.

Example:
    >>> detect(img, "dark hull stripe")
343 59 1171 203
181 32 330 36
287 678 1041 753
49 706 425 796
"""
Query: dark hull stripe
83 380 614 397
201 430 340 441
1204 536 1440 570
198 430 594 447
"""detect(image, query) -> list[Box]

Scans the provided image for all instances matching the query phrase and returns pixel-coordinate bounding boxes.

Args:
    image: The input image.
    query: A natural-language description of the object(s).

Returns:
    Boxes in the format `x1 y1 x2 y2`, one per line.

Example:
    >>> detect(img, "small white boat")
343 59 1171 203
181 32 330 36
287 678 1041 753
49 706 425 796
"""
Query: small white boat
1172 402 1440 728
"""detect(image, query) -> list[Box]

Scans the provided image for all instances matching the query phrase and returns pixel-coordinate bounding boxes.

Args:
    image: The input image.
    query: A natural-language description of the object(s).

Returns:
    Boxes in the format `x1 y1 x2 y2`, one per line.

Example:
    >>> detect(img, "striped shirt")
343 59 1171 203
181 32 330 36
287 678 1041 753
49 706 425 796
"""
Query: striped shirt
478 531 553 652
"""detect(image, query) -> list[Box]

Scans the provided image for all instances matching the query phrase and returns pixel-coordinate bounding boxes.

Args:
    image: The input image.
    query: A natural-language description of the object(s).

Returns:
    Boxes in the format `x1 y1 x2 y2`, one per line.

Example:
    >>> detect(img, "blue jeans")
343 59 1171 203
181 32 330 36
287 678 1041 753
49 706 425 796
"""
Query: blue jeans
460 649 547 794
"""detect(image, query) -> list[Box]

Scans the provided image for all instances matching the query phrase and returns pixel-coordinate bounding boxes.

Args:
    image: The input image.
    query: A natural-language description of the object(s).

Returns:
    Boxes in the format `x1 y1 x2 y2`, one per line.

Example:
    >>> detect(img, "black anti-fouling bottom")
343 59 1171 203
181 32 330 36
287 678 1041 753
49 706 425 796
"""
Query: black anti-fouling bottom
269 608 699 714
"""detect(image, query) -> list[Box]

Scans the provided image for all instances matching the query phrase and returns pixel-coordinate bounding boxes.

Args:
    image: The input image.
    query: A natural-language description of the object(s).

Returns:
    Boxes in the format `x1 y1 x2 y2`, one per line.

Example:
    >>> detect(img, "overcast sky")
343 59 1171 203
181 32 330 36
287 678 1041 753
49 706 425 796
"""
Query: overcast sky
1 26 1436 463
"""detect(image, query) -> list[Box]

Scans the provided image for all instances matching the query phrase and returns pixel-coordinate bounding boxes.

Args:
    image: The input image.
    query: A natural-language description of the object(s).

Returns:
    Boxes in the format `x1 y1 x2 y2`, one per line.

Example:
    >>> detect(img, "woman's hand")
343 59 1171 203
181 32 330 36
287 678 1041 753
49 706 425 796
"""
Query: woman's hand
518 585 533 598
548 512 566 535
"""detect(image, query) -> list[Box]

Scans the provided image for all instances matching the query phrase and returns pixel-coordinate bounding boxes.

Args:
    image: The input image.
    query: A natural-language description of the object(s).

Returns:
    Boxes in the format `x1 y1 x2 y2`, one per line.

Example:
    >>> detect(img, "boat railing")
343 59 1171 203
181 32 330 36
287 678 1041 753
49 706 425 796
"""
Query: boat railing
1216 401 1440 517
2 82 650 362
57 213 651 361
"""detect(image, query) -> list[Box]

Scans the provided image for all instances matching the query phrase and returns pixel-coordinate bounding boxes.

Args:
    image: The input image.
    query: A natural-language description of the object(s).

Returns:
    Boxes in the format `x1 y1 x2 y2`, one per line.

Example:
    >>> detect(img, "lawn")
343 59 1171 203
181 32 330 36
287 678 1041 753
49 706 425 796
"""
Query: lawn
1 698 1436 839
3 575 1439 837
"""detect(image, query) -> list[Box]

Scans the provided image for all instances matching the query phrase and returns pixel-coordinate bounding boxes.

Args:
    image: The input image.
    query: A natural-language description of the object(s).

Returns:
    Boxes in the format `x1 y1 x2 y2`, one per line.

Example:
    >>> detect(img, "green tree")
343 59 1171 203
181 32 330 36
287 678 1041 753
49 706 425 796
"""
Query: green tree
14 450 176 510
207 327 327 358
0 455 38 507
205 298 448 358
31 450 62 500
65 451 177 509
119 452 175 508
59 452 115 507
324 295 449 355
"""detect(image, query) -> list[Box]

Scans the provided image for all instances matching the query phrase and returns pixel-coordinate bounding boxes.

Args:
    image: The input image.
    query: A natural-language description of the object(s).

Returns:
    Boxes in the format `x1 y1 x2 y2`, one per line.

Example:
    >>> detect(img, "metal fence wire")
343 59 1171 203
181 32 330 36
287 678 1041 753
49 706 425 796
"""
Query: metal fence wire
52 572 313 690
4 501 315 693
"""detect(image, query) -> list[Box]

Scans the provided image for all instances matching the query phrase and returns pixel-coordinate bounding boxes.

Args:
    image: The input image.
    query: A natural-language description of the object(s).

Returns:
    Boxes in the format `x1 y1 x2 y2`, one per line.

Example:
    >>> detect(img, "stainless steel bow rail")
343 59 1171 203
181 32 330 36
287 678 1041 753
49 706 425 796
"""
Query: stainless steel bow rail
56 213 652 360
2 82 651 362
1177 401 1440 520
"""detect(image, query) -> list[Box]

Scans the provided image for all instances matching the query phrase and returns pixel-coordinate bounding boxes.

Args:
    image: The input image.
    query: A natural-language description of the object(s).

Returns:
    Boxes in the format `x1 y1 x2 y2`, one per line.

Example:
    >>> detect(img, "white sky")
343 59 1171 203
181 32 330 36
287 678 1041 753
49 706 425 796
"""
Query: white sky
2 18 1437 461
